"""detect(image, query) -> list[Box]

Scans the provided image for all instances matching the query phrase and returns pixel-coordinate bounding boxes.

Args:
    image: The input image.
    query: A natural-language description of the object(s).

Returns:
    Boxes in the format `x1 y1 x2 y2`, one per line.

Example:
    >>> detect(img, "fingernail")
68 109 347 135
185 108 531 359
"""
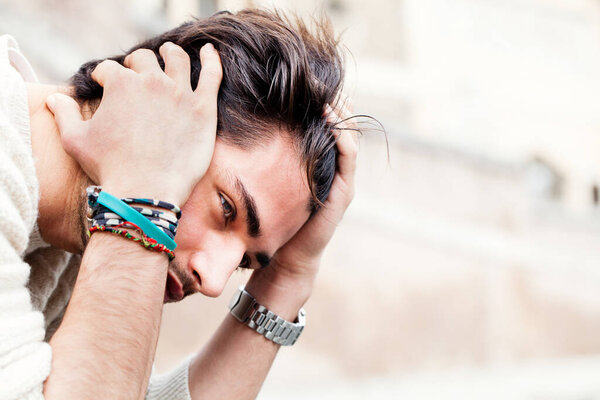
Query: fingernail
203 43 215 52
329 108 339 121
46 94 56 109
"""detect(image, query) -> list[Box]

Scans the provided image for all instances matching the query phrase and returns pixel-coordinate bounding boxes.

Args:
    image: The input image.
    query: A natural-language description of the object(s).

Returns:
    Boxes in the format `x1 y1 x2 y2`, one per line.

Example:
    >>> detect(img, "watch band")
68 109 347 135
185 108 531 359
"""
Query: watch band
229 286 306 346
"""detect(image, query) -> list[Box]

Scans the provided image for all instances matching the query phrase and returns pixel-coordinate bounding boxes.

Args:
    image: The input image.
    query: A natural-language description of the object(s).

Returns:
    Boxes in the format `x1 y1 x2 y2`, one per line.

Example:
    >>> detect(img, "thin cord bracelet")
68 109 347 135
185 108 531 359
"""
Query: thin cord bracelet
129 205 179 224
121 197 182 219
91 216 176 240
91 204 179 226
90 208 178 237
88 221 175 260
91 207 178 232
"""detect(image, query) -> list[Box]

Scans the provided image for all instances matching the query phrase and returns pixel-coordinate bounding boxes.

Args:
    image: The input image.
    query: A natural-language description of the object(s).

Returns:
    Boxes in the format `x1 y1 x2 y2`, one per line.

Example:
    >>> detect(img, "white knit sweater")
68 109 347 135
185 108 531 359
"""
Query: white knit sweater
0 35 192 400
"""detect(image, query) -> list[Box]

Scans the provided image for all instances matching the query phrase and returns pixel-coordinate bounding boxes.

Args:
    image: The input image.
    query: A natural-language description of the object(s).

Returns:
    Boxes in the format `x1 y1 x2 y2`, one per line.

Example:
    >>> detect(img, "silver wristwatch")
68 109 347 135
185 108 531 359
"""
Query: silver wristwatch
229 286 306 346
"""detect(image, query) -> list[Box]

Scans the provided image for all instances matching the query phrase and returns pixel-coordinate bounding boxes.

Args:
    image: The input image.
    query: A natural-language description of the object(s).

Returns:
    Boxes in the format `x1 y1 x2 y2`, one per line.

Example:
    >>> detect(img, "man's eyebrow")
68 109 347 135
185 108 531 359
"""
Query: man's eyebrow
234 177 261 237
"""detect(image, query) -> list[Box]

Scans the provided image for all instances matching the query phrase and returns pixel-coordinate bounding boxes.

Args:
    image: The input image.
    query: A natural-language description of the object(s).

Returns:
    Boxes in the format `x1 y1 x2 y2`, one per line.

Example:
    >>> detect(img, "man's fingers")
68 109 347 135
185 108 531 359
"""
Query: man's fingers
325 104 337 129
45 93 88 161
335 129 358 179
195 43 223 100
326 104 358 180
91 59 129 88
327 98 359 145
159 42 192 90
339 99 359 145
345 97 354 114
123 48 161 73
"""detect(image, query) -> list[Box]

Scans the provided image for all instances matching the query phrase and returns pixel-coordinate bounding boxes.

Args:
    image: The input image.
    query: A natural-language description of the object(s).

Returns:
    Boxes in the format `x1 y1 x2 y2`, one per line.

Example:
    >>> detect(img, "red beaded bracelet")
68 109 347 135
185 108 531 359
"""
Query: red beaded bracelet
88 221 175 260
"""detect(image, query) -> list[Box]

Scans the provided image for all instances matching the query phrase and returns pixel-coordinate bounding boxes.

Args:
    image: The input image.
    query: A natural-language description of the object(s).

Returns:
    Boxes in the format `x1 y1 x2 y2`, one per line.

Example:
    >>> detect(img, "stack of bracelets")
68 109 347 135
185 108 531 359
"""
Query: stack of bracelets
86 186 182 260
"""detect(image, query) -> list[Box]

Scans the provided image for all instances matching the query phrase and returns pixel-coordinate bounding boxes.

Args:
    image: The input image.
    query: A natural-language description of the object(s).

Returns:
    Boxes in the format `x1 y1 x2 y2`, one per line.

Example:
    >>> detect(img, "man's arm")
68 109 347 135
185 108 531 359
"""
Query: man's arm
188 273 311 399
188 100 358 400
41 43 222 399
45 233 168 399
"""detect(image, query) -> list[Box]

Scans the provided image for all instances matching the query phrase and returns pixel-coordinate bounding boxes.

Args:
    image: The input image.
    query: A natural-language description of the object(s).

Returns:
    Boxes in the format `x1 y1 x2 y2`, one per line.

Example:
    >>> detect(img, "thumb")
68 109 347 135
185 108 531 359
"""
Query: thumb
45 93 88 158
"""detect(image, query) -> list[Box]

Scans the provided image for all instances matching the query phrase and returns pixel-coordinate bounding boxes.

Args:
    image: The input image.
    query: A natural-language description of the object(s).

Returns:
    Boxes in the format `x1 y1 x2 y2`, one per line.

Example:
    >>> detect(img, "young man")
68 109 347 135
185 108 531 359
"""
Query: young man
0 9 357 400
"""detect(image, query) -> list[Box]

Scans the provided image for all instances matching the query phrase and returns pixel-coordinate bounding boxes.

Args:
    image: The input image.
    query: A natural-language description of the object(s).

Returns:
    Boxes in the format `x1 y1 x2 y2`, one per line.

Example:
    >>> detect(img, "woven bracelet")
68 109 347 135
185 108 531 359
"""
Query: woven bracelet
88 221 175 260
90 208 177 238
91 216 176 240
120 197 182 219
91 204 179 225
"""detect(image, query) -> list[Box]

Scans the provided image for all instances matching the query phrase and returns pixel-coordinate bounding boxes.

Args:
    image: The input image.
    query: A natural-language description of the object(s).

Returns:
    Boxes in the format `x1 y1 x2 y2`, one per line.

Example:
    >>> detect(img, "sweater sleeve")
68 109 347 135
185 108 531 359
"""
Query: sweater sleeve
0 110 51 399
146 356 194 400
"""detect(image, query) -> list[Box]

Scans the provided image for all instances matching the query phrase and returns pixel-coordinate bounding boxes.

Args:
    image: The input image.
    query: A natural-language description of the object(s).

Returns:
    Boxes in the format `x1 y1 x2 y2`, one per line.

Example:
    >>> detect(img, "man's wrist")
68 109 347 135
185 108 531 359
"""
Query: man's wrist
245 266 315 321
229 287 306 346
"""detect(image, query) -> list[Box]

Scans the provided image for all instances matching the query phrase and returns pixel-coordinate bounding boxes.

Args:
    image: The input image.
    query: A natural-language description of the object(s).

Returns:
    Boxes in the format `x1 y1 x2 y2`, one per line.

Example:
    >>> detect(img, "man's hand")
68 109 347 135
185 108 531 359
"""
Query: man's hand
46 42 222 205
250 98 358 300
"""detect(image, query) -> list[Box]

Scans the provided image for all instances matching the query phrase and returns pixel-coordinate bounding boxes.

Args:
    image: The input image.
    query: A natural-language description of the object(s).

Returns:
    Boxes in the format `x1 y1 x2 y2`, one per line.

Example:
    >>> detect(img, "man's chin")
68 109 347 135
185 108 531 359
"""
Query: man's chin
164 290 196 303
163 290 176 303
164 270 185 303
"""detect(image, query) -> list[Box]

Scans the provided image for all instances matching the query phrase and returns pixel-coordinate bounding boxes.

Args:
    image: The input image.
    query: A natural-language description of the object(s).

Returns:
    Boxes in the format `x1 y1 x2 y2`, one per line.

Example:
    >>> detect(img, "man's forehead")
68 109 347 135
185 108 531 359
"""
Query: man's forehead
214 137 307 187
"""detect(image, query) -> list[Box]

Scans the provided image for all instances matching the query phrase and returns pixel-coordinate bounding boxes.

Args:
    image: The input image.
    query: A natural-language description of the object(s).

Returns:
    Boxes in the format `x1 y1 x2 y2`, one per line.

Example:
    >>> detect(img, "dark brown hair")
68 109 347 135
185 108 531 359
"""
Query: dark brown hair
71 9 345 213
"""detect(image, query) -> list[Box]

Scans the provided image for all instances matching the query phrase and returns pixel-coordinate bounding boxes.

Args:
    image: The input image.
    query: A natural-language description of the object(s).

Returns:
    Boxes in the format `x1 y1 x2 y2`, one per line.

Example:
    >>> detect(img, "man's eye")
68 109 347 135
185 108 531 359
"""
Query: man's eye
219 193 235 222
236 254 252 271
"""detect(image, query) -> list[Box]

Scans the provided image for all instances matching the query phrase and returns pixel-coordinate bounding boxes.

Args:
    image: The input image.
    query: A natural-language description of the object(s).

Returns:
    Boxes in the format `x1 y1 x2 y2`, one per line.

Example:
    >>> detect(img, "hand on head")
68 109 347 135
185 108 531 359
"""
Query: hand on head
46 42 223 206
251 96 359 288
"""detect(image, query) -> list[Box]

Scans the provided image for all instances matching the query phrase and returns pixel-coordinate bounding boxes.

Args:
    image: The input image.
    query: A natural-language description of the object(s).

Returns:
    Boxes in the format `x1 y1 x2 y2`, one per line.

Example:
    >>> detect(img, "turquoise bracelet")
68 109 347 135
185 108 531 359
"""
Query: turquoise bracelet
96 191 178 251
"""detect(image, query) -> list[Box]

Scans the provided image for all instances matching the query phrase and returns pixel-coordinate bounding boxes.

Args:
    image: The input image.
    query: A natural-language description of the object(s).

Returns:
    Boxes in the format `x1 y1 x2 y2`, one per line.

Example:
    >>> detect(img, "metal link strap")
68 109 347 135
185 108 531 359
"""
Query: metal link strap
231 287 305 346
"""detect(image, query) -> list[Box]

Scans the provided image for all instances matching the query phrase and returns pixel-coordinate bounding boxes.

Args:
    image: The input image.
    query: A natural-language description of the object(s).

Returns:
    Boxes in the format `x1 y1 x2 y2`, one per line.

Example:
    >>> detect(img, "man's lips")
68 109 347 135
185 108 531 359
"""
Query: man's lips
165 270 184 303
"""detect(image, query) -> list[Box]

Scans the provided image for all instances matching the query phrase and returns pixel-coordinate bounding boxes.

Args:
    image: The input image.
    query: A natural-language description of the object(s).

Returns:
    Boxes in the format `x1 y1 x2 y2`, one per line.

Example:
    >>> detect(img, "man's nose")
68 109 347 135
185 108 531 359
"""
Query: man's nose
187 239 245 298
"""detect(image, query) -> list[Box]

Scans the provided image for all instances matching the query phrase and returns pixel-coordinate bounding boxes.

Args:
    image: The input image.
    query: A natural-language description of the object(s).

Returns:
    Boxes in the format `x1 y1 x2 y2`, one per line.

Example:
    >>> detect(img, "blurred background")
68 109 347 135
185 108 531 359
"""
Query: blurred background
3 0 600 398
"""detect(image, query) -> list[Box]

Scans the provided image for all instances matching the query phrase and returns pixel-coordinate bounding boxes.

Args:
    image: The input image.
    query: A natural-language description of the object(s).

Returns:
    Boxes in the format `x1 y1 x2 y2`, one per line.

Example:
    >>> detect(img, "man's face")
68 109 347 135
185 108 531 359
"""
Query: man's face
163 134 311 302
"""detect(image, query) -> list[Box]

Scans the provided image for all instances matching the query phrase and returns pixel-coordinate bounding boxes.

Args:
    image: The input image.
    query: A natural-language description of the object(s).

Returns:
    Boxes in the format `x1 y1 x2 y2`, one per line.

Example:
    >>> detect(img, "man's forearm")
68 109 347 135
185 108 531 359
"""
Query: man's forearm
188 271 312 400
45 233 168 400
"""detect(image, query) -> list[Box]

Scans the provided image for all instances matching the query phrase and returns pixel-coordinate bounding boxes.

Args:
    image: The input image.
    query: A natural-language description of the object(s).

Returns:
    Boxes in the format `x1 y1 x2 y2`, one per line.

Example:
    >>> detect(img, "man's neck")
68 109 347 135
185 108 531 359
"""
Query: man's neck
26 83 91 254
